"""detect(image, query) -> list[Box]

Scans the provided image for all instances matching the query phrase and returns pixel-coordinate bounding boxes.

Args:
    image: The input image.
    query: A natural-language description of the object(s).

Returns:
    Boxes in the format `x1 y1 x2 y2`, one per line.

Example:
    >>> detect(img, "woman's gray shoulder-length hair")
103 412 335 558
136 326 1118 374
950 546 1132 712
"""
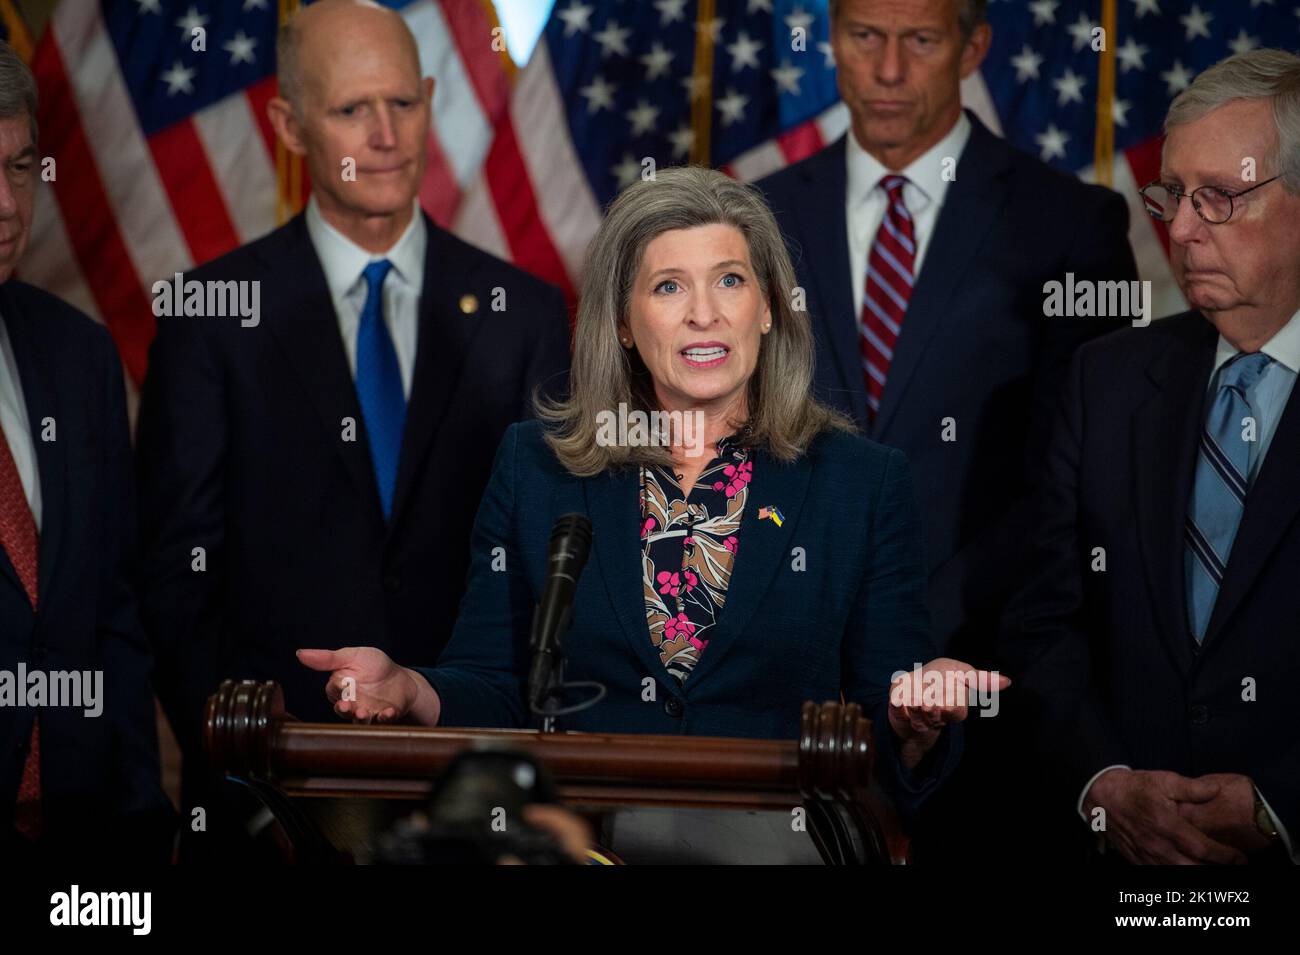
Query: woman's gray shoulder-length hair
536 164 854 477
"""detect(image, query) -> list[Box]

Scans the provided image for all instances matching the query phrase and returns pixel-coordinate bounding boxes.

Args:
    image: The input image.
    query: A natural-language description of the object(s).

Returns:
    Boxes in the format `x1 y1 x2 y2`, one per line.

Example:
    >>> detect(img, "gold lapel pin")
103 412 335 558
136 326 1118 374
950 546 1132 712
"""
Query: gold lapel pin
459 293 479 315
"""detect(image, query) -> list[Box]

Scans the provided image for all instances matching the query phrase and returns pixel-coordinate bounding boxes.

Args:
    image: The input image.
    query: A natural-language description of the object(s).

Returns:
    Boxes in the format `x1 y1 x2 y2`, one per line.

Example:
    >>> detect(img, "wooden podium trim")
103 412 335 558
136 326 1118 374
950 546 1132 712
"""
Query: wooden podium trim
204 680 901 863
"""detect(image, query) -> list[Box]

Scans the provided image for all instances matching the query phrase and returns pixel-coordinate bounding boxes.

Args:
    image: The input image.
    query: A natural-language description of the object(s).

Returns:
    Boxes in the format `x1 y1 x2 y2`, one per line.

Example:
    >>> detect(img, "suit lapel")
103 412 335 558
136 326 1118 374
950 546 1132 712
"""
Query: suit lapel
387 222 483 532
582 447 815 694
786 138 864 424
261 216 384 524
0 287 68 607
1131 314 1217 675
874 114 1012 439
1201 359 1300 652
684 446 813 692
582 465 669 683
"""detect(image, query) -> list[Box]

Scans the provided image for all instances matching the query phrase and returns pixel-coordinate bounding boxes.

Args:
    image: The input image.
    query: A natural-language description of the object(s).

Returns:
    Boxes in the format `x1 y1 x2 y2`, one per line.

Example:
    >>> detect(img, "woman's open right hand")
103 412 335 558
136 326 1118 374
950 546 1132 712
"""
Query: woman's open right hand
297 646 432 724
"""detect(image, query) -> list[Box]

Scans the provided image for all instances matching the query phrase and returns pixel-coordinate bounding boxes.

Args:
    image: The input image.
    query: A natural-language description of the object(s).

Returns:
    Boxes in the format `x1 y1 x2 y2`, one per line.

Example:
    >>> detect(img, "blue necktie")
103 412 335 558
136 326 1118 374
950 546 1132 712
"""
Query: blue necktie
1184 351 1272 642
355 259 405 520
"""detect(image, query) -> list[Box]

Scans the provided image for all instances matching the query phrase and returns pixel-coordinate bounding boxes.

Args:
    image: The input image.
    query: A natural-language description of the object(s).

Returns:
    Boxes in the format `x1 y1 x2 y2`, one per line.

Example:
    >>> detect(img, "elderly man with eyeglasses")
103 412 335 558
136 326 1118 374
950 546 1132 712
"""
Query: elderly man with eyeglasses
1001 48 1300 865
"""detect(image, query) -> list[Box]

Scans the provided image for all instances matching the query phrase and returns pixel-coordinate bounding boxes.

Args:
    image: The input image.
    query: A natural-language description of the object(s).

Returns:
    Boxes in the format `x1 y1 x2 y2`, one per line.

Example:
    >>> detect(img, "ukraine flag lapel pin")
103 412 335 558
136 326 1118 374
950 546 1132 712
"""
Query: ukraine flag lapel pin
758 506 784 527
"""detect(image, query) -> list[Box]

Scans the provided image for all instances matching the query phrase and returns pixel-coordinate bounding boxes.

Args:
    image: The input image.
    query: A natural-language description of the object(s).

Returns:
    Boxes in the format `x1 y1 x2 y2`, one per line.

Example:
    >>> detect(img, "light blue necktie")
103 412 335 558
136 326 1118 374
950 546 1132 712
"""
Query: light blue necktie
355 259 405 520
1184 351 1272 642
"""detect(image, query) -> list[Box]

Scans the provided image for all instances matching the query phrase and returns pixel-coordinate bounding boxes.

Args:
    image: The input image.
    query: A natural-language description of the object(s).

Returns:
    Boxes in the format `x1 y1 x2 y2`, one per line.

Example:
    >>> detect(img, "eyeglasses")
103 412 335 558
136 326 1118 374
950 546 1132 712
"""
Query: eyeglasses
1140 176 1281 225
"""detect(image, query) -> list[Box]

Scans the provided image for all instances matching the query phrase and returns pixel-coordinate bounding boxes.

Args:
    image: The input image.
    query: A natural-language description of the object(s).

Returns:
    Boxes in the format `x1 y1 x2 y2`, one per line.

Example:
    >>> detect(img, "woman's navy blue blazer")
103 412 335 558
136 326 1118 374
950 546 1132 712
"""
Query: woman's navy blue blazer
417 419 962 809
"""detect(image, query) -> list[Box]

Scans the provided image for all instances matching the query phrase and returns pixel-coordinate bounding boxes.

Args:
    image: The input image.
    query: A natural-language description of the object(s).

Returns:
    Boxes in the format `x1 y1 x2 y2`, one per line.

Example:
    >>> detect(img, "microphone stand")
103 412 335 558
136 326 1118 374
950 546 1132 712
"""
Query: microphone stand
527 514 597 734
529 601 571 734
534 650 563 735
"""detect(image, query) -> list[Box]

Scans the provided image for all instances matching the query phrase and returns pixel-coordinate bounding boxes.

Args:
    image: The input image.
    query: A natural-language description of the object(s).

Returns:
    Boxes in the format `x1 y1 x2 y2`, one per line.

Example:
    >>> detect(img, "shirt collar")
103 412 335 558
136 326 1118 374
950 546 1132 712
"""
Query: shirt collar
0 309 20 401
1212 306 1300 377
305 196 427 301
846 110 971 213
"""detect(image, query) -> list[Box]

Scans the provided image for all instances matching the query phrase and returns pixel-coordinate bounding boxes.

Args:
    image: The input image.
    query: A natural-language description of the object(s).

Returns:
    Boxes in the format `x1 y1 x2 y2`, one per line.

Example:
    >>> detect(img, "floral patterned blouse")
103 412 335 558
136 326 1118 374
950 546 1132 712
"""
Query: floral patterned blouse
639 434 753 683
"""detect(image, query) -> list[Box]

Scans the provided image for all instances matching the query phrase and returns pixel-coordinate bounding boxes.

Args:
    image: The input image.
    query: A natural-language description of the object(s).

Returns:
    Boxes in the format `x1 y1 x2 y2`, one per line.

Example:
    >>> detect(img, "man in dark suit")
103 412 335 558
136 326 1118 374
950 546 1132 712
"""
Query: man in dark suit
756 0 1138 860
135 0 569 795
758 0 1137 660
1002 49 1300 864
0 41 169 860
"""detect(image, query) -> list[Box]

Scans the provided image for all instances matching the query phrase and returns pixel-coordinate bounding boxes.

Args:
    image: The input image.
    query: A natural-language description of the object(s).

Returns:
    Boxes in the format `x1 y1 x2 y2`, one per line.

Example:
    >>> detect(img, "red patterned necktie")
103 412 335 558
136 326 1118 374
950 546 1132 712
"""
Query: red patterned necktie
861 174 916 419
0 422 41 841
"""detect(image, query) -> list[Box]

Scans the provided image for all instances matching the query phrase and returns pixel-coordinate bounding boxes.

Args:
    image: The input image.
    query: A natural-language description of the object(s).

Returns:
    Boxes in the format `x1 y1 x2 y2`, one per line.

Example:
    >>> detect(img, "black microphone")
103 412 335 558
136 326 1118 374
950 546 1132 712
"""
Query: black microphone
527 513 593 722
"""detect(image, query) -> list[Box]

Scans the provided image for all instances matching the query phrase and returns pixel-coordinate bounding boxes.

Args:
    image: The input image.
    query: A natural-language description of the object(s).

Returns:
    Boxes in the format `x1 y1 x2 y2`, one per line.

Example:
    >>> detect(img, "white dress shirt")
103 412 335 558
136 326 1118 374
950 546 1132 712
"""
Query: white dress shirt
0 315 40 530
845 112 972 321
305 196 426 399
1080 308 1300 862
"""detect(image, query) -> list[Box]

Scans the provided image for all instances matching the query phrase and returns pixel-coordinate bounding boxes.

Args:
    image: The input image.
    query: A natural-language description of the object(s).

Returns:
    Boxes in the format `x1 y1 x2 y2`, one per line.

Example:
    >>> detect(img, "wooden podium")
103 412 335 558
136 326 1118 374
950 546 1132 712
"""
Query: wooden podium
204 679 906 864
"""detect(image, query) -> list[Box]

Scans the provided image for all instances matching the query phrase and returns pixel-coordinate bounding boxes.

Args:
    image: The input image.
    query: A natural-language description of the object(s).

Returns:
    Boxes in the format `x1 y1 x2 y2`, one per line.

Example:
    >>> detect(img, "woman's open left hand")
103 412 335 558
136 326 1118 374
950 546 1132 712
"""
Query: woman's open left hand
887 657 1011 761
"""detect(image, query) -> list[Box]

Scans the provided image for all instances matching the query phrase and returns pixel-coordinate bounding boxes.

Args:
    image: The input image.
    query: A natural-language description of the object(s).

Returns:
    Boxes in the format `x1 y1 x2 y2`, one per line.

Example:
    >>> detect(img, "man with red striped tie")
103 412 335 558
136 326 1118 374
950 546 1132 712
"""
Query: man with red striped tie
0 40 170 860
757 0 1138 861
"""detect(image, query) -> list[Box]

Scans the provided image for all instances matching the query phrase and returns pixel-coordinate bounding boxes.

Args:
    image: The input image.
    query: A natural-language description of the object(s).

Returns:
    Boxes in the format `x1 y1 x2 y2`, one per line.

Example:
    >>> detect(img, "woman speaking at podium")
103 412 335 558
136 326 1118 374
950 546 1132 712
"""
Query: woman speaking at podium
299 167 1005 812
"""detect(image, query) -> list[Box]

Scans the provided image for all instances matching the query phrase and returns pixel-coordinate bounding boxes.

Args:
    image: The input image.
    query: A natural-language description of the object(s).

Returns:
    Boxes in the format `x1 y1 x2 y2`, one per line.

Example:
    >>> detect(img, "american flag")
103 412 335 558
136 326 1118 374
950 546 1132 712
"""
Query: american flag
981 0 1300 318
451 0 852 303
19 0 1300 394
22 0 513 389
476 0 1299 323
